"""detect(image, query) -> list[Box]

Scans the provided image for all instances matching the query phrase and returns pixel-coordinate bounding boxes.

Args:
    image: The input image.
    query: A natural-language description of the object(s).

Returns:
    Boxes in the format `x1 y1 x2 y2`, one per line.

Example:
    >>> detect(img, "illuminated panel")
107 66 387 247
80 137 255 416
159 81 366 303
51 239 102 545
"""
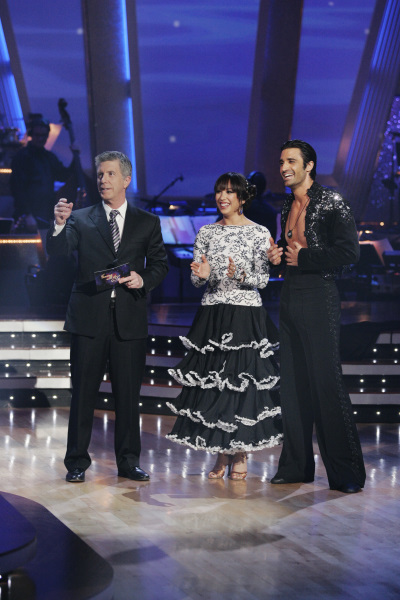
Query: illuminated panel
339 0 400 215
291 0 375 175
121 0 137 191
0 17 26 134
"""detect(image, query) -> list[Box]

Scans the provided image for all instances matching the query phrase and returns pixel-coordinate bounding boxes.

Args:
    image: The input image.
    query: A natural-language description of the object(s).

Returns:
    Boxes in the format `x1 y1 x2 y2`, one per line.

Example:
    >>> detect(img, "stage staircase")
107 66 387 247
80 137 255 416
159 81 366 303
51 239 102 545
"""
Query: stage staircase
0 319 399 422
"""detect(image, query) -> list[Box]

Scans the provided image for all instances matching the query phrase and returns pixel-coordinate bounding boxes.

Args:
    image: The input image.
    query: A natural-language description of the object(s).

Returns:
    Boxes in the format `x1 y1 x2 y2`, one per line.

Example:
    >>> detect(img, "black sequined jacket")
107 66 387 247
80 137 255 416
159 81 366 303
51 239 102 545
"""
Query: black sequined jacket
278 181 359 280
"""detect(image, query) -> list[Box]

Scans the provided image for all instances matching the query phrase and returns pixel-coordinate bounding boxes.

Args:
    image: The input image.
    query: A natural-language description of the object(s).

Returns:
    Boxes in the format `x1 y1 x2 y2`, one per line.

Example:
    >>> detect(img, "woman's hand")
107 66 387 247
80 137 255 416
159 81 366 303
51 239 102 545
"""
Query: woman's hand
227 256 237 278
191 254 210 279
267 237 283 265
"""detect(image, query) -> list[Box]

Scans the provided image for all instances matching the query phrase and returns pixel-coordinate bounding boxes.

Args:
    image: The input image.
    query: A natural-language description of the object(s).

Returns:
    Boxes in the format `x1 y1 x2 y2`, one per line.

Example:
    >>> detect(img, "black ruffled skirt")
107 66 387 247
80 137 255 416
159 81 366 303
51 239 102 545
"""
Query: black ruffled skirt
166 304 282 454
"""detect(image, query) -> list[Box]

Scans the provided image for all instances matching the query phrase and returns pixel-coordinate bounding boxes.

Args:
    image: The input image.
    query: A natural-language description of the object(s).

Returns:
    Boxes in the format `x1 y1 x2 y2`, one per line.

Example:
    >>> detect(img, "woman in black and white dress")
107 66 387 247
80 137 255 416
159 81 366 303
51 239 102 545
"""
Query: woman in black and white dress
166 172 282 479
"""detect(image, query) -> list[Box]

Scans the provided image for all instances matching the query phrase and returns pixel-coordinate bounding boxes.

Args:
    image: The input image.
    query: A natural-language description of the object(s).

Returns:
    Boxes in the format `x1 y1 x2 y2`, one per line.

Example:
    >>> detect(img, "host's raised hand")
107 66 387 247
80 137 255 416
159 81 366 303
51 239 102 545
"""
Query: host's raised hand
54 198 73 226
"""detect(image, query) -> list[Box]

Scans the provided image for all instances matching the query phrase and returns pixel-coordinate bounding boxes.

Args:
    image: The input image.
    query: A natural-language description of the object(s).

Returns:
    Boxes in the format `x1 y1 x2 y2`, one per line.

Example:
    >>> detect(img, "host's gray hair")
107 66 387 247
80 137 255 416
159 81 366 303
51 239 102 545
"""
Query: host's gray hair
95 151 132 178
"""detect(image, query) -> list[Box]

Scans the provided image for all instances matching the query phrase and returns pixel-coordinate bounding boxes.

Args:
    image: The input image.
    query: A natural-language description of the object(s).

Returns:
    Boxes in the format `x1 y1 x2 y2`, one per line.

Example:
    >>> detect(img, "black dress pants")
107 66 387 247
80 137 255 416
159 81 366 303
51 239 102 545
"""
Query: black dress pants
64 301 147 472
275 268 366 489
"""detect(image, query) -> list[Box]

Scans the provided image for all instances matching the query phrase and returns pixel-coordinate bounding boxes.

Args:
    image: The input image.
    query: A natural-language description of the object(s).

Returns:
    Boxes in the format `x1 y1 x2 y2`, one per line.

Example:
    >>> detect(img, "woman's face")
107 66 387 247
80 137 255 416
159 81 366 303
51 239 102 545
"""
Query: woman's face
215 181 242 217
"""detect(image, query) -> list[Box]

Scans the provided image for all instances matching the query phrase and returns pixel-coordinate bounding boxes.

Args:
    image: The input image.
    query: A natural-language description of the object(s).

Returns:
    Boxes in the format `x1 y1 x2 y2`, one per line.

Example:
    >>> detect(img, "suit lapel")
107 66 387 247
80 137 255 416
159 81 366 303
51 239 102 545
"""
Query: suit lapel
118 204 140 254
89 203 116 256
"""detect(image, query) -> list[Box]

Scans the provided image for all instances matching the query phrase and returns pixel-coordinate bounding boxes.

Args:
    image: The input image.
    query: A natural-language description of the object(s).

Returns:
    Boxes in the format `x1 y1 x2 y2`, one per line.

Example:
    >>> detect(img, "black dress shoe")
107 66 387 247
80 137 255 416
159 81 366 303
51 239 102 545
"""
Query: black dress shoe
66 468 85 483
117 466 150 481
270 476 292 484
270 475 314 484
331 483 362 494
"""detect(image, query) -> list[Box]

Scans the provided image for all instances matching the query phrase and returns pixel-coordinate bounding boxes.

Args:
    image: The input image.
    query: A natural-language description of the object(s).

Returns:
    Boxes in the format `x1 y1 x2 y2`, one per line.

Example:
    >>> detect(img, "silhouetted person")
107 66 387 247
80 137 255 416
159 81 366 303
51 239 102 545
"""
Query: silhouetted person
244 171 277 240
10 115 76 231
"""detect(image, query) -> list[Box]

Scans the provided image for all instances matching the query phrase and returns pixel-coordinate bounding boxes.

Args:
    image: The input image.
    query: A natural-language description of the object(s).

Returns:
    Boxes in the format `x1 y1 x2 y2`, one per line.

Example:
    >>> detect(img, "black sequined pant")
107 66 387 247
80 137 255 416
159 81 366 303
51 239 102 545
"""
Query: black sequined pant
276 267 366 488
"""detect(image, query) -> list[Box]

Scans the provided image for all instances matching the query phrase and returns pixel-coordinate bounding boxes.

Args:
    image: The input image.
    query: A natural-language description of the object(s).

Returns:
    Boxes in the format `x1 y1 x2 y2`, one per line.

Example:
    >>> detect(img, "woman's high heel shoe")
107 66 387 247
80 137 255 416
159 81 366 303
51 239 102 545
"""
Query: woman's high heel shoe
208 454 232 479
228 452 247 480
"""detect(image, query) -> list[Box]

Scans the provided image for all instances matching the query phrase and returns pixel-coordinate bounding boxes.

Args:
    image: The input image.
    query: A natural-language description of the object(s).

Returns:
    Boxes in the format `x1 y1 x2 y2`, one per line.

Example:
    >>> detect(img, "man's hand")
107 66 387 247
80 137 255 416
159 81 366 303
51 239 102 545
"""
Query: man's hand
119 270 144 289
267 237 283 265
54 198 73 226
191 254 210 279
285 242 302 266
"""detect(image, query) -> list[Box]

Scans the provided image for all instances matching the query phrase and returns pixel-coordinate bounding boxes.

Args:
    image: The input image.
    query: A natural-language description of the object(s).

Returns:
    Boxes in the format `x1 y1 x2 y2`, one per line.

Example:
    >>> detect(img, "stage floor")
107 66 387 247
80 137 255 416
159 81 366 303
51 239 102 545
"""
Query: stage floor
0 408 399 599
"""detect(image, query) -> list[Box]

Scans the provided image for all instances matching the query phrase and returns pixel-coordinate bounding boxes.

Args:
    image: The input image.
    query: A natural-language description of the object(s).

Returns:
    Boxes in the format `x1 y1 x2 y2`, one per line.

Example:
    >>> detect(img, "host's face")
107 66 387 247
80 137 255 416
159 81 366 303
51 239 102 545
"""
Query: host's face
97 160 131 207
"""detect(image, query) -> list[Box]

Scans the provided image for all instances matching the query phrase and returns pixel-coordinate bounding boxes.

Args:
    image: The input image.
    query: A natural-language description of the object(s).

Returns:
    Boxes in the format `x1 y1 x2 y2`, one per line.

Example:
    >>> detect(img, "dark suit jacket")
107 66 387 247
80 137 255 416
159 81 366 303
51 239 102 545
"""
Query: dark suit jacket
46 203 168 339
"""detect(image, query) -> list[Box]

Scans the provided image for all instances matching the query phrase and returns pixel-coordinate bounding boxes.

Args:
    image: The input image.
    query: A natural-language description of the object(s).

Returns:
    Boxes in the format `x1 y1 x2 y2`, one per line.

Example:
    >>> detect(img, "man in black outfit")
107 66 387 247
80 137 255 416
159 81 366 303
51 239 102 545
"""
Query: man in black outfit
10 116 76 230
267 140 366 493
47 151 168 482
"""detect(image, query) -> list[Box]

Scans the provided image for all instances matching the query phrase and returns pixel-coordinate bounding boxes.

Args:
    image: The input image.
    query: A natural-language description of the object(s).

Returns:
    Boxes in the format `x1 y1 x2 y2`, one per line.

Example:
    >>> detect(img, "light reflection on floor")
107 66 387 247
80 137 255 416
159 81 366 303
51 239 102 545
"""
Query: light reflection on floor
0 408 399 599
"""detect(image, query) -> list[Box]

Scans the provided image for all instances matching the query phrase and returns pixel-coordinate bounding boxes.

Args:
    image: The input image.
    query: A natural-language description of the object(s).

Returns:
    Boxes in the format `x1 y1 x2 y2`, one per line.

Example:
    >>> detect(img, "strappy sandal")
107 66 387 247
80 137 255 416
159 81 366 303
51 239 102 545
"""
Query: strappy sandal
228 452 247 480
208 453 232 479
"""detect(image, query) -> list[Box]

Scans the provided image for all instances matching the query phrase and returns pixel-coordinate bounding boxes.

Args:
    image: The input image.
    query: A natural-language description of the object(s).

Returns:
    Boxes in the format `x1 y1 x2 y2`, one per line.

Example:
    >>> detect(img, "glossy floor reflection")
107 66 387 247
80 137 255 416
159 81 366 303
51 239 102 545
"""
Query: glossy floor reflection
0 408 399 600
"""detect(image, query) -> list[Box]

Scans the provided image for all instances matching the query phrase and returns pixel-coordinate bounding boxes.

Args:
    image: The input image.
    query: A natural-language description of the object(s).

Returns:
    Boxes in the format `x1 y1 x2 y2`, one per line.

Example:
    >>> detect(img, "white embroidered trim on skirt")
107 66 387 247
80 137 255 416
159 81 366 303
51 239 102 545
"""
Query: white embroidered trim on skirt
168 364 279 392
165 433 283 454
165 402 282 432
180 332 279 358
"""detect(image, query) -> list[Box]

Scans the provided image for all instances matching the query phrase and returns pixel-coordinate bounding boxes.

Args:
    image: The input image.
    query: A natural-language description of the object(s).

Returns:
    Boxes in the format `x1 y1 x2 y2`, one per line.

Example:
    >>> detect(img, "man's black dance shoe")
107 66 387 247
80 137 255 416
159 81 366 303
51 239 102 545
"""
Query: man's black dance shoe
117 466 150 481
270 475 314 484
66 468 85 483
331 483 362 494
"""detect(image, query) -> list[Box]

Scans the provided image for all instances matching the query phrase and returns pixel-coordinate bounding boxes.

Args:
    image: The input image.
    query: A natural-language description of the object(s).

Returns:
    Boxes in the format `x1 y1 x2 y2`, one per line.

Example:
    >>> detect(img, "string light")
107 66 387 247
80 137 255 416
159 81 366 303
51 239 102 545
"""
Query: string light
0 238 41 244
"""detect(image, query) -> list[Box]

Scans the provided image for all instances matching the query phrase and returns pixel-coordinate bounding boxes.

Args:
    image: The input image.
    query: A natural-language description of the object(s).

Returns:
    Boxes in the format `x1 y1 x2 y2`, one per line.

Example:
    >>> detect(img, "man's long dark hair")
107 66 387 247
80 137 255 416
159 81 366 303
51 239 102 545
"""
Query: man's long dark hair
281 140 317 180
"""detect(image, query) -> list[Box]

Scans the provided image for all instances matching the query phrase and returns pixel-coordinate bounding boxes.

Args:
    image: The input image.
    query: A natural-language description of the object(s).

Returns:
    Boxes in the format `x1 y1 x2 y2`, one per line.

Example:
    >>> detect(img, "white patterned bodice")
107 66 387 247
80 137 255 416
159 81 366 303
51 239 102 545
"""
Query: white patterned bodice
191 223 271 306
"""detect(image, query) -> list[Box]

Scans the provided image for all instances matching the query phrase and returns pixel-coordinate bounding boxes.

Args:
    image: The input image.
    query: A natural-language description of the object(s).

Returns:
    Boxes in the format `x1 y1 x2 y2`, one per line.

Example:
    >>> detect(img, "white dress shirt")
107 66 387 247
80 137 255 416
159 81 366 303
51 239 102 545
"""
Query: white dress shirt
102 200 127 240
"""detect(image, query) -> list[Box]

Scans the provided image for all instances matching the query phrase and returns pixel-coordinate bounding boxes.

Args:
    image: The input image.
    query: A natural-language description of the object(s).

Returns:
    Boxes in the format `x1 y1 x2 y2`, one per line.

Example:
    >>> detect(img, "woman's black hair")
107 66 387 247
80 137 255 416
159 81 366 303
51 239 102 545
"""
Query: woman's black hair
214 172 257 211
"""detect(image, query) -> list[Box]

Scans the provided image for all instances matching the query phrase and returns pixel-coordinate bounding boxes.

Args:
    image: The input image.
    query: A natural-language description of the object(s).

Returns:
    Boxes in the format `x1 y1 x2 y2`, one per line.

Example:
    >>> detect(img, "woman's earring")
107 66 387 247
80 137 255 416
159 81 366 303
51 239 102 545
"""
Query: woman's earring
239 204 243 215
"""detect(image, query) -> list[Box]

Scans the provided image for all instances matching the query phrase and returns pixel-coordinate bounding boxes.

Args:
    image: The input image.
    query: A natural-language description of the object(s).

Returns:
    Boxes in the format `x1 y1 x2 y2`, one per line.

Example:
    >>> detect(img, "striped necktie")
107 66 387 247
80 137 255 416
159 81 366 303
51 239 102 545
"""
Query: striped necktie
109 209 120 252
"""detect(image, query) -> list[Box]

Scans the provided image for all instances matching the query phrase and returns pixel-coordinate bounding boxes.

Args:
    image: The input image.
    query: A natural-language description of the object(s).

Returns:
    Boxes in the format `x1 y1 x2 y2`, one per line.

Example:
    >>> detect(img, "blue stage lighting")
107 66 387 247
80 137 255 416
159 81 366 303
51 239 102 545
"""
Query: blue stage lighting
121 1 137 191
0 18 26 135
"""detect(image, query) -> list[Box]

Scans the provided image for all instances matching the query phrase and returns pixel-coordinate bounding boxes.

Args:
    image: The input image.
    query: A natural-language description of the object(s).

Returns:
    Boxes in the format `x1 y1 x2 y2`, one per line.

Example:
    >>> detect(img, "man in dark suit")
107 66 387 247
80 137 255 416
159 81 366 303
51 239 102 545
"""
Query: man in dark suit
47 151 168 482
